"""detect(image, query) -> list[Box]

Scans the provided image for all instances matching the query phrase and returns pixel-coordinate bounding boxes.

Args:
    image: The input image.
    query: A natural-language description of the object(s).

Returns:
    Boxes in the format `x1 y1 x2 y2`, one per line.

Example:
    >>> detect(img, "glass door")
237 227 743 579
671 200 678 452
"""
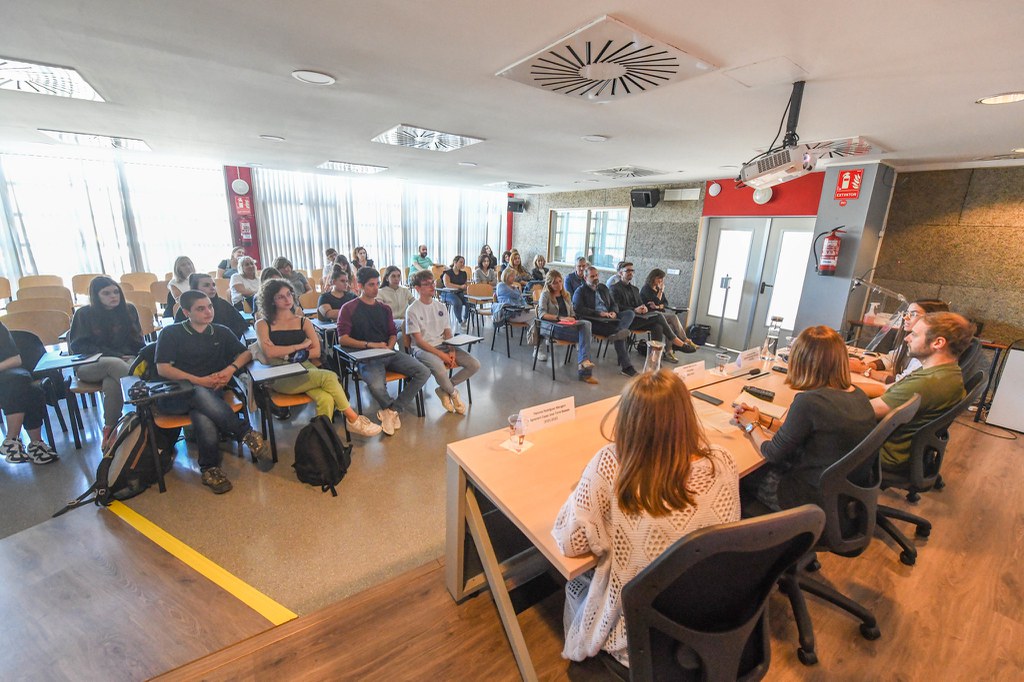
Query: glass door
749 217 816 344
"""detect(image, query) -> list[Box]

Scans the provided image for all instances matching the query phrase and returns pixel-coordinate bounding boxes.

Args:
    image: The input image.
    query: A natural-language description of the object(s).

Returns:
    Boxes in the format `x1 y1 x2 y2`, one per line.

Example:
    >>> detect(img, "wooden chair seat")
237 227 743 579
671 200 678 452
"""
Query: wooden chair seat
269 391 315 408
67 378 103 394
153 391 244 429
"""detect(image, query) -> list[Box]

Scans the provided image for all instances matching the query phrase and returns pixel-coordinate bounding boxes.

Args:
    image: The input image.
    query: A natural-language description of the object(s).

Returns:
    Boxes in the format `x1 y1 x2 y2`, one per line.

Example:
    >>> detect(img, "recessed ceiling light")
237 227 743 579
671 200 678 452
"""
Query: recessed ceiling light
317 160 387 174
574 179 600 184
976 92 1024 105
582 135 608 143
720 165 740 170
259 135 286 142
458 162 478 167
291 70 336 86
372 124 483 152
1013 147 1024 154
0 58 104 101
38 129 150 151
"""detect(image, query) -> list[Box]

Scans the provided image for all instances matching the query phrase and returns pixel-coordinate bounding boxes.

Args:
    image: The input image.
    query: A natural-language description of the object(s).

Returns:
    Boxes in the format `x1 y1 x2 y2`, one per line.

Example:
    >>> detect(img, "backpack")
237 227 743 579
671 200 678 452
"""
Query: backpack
636 338 648 356
53 412 181 516
293 415 353 496
687 324 712 346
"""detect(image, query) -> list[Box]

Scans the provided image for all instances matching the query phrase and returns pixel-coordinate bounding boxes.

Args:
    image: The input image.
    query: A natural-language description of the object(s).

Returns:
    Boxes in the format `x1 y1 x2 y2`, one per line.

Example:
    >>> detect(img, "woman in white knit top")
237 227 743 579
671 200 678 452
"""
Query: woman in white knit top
552 370 741 667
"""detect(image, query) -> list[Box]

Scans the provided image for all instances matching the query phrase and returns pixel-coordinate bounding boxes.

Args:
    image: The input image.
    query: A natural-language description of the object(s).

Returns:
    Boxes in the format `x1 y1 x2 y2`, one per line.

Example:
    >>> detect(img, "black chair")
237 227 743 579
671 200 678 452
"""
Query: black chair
11 330 67 448
876 370 986 565
614 505 824 682
957 338 984 381
331 344 424 418
531 320 577 381
489 306 530 358
778 394 920 665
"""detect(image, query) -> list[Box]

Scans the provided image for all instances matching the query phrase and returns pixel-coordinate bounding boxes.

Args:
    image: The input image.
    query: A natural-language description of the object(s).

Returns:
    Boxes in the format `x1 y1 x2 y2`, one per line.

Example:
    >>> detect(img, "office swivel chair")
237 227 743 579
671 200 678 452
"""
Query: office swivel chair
876 370 986 565
614 505 824 682
778 394 920 665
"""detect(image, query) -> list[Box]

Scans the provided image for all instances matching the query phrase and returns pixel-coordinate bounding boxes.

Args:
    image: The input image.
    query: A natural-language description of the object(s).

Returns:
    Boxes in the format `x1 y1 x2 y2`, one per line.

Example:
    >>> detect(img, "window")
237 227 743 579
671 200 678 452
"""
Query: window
549 207 629 268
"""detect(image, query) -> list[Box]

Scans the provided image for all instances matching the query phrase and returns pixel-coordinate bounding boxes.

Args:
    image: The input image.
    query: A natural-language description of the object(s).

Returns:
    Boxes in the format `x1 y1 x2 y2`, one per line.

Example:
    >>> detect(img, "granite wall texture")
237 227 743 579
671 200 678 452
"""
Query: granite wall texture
512 183 704 311
874 167 1024 344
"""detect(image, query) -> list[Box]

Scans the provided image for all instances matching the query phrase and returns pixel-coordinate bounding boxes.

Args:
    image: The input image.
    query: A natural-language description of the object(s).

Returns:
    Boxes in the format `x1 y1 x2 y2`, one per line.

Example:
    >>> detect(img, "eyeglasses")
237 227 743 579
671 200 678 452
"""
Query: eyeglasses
624 268 635 273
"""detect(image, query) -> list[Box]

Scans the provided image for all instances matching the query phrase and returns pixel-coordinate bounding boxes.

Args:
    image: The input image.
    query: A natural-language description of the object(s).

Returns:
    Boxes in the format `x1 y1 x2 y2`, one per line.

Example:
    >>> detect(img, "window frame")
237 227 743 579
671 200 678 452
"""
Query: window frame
547 206 631 270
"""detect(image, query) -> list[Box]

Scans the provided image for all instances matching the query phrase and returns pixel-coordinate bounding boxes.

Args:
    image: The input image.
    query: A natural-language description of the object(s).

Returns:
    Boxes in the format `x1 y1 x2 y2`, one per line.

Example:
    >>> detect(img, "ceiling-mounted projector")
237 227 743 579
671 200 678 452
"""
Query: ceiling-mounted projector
739 145 817 189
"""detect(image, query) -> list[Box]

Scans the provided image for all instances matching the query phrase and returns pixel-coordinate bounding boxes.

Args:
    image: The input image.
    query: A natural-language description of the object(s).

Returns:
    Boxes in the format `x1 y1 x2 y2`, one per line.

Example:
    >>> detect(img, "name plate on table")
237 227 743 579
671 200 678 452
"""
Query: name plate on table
674 360 706 382
737 347 762 369
518 397 575 433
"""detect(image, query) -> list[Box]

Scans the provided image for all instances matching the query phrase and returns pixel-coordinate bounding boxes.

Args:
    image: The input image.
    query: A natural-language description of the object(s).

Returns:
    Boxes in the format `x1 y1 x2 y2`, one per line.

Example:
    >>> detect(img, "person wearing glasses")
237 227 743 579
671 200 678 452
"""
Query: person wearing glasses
850 299 949 384
610 261 694 363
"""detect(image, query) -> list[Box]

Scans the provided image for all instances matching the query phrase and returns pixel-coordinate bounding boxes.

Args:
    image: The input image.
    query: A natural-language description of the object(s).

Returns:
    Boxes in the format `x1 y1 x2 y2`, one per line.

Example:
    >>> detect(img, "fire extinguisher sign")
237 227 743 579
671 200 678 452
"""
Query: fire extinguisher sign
834 169 863 205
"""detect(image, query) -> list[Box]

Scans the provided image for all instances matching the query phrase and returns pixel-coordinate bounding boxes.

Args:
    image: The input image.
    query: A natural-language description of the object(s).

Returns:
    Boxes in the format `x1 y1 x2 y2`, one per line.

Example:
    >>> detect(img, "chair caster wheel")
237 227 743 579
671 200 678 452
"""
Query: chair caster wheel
860 624 881 640
915 526 931 538
807 559 821 572
797 648 818 666
899 551 916 566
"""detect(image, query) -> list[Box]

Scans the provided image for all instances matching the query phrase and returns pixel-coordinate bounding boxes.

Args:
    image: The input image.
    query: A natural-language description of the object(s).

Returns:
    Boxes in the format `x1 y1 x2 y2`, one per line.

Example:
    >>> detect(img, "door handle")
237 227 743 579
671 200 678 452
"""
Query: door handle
759 281 774 295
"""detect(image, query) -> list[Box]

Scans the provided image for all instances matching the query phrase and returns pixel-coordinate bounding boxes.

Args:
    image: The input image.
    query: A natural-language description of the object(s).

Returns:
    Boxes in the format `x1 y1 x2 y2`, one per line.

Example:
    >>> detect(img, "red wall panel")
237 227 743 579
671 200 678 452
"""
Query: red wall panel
701 172 825 217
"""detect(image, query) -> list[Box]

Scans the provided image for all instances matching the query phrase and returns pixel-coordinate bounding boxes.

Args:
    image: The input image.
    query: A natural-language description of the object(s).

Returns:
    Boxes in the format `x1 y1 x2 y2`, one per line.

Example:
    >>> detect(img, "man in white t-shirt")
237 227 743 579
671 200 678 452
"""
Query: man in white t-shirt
405 270 480 415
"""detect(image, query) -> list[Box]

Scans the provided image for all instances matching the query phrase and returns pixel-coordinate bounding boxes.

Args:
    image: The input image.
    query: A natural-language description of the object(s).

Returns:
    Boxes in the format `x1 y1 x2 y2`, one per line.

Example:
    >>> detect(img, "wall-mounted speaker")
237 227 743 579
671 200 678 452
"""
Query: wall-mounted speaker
508 198 527 213
630 189 660 208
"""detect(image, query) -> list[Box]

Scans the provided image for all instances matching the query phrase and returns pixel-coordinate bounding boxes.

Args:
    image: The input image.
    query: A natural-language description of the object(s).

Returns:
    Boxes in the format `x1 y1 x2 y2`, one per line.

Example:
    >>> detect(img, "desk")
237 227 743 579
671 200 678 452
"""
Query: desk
248 361 307 462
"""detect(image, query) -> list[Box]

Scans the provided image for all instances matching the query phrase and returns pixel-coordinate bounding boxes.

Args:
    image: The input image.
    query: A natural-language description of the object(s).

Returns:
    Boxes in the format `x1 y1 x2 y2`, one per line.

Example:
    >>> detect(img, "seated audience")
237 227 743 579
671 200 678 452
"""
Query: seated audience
640 268 696 352
317 265 357 322
406 271 480 416
321 247 340 287
441 255 470 333
572 266 637 377
871 312 972 472
217 246 246 279
479 244 494 260
69 276 145 446
505 249 531 286
530 254 549 283
351 246 375 271
260 267 282 282
255 280 380 437
734 326 876 511
155 291 270 494
498 249 511 275
473 253 498 286
610 261 693 362
0 321 59 464
851 299 949 384
167 255 196 308
537 269 597 384
376 266 414 330
272 257 310 295
493 267 535 326
174 273 249 339
229 256 260 311
553 370 740 667
336 267 430 436
564 257 589 297
409 244 433 277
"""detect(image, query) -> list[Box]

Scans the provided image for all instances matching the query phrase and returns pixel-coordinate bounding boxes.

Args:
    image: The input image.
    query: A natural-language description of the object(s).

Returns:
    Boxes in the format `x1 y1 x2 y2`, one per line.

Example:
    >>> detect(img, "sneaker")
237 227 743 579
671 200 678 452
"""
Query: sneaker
26 440 59 465
201 466 233 494
680 341 698 354
536 351 548 362
435 387 456 413
2 438 28 464
270 404 292 420
580 359 595 370
377 408 400 436
346 414 383 437
450 389 467 415
663 350 679 364
620 366 638 377
241 430 270 461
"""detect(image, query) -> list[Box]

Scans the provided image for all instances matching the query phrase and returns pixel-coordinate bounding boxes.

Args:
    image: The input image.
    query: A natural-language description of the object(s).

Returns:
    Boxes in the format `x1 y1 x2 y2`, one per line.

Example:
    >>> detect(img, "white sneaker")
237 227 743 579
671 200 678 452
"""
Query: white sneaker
377 408 400 436
536 351 548 362
451 389 467 415
26 440 59 465
435 387 456 413
347 414 383 437
2 437 28 464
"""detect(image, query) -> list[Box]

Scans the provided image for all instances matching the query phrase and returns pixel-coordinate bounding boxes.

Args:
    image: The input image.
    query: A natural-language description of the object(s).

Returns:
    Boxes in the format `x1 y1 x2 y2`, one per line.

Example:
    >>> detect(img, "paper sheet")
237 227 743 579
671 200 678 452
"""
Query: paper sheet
731 391 788 420
693 400 735 433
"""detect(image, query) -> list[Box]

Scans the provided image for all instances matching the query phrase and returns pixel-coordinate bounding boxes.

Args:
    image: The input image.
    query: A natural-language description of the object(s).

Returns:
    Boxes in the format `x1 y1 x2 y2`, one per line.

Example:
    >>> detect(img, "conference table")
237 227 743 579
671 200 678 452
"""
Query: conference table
444 362 880 680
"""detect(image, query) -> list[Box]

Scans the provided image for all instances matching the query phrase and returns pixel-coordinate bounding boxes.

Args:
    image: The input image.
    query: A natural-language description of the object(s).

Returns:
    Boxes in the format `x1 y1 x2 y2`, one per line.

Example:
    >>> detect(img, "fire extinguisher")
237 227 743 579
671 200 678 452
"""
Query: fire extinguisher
813 226 845 276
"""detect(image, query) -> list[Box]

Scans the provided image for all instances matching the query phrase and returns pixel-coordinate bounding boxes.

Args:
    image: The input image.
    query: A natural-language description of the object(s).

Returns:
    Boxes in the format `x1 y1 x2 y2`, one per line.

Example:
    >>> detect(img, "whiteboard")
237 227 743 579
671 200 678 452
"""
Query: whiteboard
986 348 1024 433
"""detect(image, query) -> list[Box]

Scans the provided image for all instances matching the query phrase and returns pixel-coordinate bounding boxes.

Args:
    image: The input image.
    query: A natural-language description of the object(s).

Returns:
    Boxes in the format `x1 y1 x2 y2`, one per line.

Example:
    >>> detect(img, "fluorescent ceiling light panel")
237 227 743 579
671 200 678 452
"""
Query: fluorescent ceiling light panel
497 15 716 103
38 129 150 151
318 160 388 174
372 124 483 152
0 58 104 101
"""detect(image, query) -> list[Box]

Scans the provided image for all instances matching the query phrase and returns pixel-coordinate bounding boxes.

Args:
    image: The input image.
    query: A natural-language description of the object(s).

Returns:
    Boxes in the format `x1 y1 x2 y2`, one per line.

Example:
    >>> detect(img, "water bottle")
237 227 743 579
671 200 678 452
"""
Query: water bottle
643 340 665 373
760 316 783 362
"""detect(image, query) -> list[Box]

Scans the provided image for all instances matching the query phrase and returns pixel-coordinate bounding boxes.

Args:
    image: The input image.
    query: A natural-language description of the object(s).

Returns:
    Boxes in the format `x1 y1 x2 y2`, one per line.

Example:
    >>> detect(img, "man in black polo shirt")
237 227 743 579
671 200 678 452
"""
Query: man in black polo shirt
173 273 249 339
337 267 430 436
156 291 269 494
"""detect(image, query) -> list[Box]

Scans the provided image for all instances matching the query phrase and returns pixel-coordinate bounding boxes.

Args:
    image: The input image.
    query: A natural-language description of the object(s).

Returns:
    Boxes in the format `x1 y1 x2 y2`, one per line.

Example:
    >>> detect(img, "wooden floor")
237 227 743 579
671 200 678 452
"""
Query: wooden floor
158 420 1024 681
0 507 275 681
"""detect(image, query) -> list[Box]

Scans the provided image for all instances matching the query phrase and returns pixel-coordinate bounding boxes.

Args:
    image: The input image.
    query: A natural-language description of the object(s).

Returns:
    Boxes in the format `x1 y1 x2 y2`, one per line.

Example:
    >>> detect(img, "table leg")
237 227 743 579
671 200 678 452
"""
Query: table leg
463 486 538 682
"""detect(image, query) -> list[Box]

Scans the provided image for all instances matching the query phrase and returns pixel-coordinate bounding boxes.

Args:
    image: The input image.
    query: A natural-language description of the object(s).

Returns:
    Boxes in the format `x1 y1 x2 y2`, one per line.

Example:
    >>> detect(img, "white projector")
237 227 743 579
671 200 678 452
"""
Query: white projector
739 145 817 189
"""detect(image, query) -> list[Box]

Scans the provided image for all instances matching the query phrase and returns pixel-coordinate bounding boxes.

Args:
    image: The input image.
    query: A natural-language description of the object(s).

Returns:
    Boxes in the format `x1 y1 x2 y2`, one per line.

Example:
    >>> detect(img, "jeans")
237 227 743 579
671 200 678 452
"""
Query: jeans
358 351 431 414
662 311 691 342
411 346 480 395
550 320 593 366
271 362 350 417
75 356 131 427
442 291 468 324
158 386 252 470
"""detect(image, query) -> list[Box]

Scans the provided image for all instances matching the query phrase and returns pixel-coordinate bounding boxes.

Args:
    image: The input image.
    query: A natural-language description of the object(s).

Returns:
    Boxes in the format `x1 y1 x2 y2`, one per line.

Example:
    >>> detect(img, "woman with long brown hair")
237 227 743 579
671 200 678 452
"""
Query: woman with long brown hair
735 325 876 511
536 269 597 383
553 370 740 666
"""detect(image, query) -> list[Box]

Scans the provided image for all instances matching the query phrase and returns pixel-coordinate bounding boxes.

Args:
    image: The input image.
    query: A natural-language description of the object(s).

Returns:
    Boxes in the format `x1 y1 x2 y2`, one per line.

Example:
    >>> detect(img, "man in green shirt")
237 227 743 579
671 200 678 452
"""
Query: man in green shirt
409 244 434 277
870 312 972 470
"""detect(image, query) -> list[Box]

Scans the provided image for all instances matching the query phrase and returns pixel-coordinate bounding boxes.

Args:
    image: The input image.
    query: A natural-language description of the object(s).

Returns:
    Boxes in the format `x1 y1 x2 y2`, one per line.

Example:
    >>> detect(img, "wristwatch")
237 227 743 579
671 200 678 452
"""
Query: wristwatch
863 368 873 377
743 422 756 434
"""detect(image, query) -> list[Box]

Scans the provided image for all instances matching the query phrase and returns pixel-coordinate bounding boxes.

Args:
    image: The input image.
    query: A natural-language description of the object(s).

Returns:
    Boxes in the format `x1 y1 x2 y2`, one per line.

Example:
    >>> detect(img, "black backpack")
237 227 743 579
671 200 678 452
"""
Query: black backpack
53 412 181 516
293 415 353 496
687 323 712 346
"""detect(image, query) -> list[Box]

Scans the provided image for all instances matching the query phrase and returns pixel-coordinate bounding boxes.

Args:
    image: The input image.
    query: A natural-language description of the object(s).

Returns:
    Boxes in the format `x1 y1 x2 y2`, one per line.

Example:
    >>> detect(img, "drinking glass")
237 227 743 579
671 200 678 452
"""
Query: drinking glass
715 352 730 374
507 414 524 452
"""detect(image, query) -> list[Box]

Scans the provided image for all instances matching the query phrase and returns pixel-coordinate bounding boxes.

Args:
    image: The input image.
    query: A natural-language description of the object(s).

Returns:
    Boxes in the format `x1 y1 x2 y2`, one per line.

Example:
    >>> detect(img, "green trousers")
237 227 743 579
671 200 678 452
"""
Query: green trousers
270 362 350 417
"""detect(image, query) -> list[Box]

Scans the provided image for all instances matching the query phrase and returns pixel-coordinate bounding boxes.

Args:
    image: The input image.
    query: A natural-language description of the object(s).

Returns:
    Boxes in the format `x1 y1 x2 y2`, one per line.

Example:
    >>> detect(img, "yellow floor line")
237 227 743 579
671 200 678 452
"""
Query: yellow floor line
108 501 297 626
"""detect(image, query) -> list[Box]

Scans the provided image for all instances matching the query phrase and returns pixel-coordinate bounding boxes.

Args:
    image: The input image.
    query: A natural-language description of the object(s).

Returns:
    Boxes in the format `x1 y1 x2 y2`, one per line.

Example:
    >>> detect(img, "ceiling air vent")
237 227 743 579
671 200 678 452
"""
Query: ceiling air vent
0 58 104 101
586 165 667 179
486 181 545 191
497 15 715 103
372 124 482 152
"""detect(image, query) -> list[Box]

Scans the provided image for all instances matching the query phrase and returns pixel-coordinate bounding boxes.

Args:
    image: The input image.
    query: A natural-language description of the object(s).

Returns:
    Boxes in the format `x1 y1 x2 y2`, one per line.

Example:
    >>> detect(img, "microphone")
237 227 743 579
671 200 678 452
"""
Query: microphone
850 277 863 291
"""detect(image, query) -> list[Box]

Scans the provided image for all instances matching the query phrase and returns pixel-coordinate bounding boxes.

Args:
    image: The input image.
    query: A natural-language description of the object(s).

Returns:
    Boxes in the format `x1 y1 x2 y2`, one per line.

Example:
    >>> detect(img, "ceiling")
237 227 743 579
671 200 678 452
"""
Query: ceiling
2 0 1023 193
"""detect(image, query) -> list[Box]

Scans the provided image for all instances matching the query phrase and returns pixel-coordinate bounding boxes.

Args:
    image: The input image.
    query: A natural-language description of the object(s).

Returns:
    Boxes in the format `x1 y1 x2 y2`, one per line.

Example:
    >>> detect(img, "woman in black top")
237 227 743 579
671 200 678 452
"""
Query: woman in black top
734 325 876 510
640 268 695 350
69 276 145 446
255 279 380 437
0 322 58 464
441 255 469 332
351 246 375 272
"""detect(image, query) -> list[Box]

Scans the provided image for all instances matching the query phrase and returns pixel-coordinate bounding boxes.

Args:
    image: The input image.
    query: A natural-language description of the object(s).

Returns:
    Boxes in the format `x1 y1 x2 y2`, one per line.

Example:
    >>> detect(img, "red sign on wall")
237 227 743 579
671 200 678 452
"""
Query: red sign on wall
234 195 252 216
834 169 863 202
